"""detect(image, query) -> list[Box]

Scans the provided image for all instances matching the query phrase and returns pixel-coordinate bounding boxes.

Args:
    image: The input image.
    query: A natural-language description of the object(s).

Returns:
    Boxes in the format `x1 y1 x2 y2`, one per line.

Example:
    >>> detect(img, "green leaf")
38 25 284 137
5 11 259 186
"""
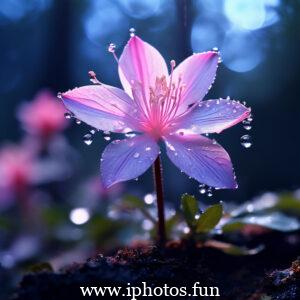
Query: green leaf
166 213 181 237
122 195 145 209
205 240 264 256
27 262 53 273
181 194 199 228
196 203 223 233
275 194 300 215
222 221 245 233
222 212 300 232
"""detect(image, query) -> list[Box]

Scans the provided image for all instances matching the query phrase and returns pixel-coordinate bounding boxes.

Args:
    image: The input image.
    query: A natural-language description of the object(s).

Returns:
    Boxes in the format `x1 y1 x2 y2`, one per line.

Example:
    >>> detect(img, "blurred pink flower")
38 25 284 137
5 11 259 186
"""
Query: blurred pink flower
0 143 35 205
86 176 124 200
0 141 71 207
17 89 67 139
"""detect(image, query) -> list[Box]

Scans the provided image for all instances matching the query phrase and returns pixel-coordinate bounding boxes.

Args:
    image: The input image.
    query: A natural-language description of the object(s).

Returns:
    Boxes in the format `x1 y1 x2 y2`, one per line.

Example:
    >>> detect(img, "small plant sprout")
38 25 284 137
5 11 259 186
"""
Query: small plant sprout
59 30 251 246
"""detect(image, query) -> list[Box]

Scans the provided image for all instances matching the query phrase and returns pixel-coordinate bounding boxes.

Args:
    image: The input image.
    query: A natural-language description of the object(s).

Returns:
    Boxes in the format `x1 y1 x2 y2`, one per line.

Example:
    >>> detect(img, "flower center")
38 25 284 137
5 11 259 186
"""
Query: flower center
131 61 189 139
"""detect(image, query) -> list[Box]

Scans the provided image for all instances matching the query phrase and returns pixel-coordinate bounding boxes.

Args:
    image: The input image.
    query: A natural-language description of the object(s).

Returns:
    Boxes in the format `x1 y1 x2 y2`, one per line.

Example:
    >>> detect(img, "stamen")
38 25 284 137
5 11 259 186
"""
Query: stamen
88 70 101 85
108 43 119 63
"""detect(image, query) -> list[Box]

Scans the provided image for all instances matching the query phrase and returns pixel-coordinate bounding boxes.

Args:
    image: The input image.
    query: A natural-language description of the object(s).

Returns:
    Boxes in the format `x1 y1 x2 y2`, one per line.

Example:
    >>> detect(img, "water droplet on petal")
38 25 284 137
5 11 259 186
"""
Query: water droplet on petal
212 47 219 52
75 119 81 125
90 129 96 135
133 152 140 158
241 134 252 148
125 132 136 138
57 92 62 99
64 112 72 119
104 136 111 141
83 134 93 146
145 147 151 151
129 27 136 37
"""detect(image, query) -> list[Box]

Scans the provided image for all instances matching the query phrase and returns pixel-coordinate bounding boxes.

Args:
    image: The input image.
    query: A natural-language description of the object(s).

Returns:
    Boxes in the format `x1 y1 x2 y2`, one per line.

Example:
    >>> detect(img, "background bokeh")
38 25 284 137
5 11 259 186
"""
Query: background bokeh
0 0 300 297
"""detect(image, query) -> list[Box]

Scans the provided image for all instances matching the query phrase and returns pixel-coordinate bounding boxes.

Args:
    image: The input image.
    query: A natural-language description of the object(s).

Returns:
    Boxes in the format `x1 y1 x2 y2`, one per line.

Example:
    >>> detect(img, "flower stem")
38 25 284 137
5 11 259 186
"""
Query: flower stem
153 156 166 246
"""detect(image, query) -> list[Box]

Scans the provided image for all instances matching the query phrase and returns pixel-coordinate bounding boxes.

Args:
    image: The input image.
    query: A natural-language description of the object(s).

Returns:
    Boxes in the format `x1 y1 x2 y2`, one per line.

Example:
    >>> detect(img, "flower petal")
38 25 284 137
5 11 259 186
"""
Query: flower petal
172 52 219 115
62 85 138 132
164 134 237 189
101 135 159 188
175 99 251 134
118 36 169 99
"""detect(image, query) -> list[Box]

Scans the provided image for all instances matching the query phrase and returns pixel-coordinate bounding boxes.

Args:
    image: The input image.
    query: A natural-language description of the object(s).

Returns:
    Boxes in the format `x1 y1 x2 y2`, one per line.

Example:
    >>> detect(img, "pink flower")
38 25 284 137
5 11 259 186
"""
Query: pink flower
61 35 250 189
0 143 36 204
0 141 71 206
17 89 67 138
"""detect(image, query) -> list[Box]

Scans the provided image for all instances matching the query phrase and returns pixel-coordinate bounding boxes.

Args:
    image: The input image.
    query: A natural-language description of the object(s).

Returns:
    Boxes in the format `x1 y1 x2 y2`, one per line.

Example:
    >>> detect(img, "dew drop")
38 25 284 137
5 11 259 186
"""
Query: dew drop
108 43 116 53
247 115 253 122
129 27 136 37
90 129 96 135
57 92 62 99
133 152 140 158
83 134 93 146
75 119 81 125
104 136 111 141
240 134 252 148
199 184 206 194
64 112 72 119
125 132 136 138
145 147 151 151
242 119 252 130
207 187 213 197
212 47 219 52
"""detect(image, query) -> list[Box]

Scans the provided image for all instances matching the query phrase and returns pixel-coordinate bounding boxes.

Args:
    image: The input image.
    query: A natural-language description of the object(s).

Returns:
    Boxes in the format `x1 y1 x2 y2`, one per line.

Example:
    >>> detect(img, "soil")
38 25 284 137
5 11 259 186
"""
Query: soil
13 231 300 300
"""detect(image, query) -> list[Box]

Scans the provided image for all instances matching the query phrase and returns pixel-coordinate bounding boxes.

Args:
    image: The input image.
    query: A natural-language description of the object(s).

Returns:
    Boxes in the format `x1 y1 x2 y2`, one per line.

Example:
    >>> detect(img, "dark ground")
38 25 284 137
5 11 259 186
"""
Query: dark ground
13 231 300 300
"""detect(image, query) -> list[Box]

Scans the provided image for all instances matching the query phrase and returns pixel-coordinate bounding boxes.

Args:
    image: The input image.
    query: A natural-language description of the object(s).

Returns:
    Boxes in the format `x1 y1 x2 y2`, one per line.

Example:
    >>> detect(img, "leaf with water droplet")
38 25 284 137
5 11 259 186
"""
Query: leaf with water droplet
181 194 199 229
196 203 223 233
204 240 264 256
222 212 300 232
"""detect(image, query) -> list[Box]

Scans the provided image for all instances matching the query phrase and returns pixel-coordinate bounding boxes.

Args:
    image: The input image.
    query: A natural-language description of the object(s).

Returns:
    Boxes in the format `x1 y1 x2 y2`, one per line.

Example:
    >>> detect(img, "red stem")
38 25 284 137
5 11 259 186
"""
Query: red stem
153 156 166 246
